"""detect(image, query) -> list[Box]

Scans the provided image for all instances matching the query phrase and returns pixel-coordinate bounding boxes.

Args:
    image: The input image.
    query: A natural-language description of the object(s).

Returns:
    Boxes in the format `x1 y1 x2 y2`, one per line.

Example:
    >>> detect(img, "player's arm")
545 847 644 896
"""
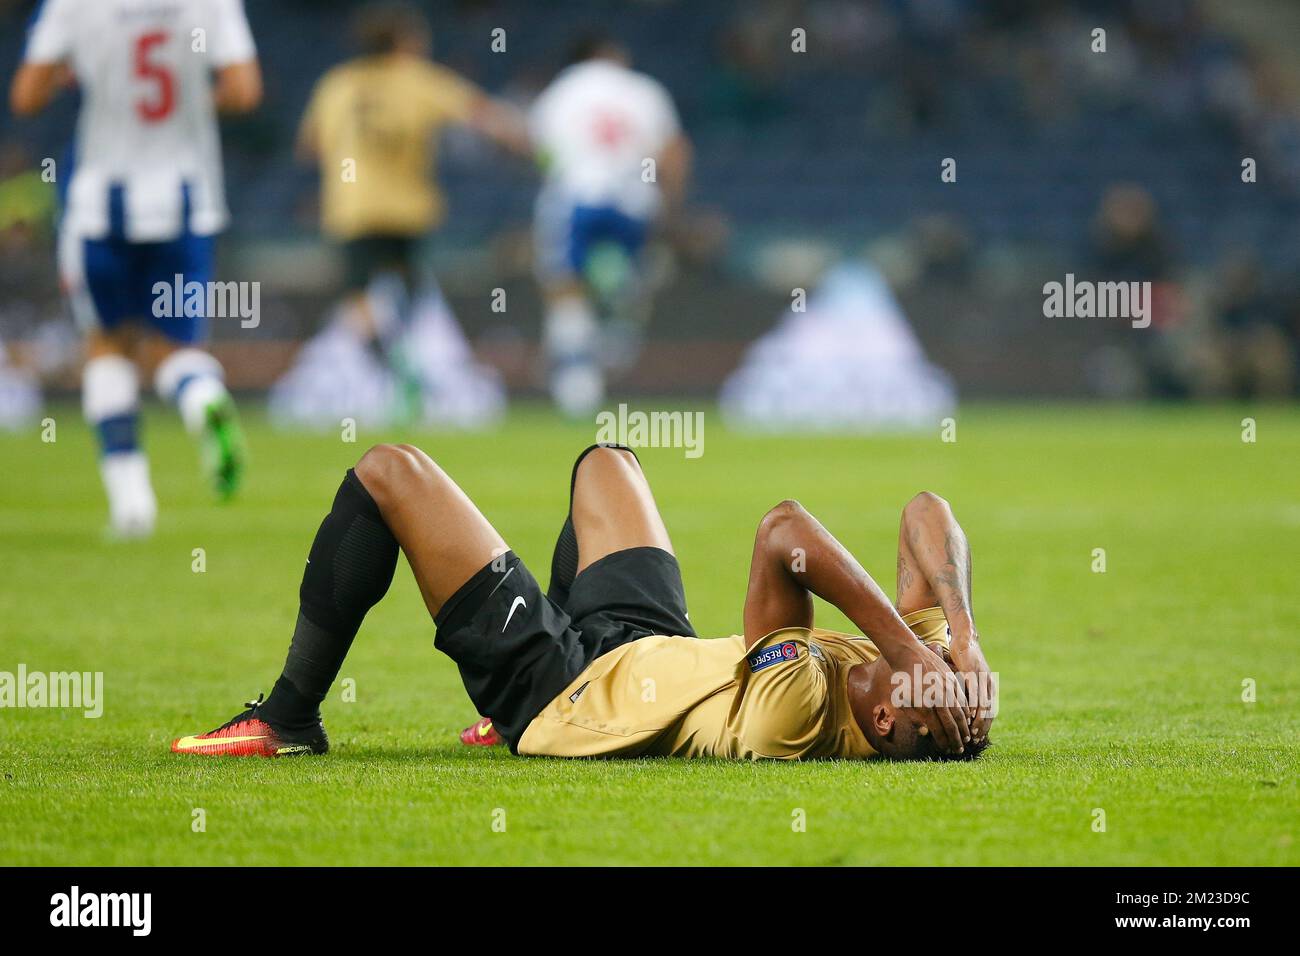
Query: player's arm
295 113 319 163
294 76 325 164
214 60 262 114
897 492 994 742
656 133 692 211
209 0 260 114
743 499 971 754
11 0 73 116
9 62 65 116
462 90 531 157
650 83 689 212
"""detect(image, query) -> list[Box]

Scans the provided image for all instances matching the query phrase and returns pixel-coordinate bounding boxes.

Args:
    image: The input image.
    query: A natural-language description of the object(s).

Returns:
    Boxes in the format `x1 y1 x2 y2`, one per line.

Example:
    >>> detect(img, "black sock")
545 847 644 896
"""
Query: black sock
546 515 579 606
260 469 398 728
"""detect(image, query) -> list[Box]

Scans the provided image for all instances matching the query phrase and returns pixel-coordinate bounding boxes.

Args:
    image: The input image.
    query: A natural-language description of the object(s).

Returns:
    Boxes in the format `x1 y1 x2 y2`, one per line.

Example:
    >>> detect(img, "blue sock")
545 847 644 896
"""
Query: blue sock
96 411 141 456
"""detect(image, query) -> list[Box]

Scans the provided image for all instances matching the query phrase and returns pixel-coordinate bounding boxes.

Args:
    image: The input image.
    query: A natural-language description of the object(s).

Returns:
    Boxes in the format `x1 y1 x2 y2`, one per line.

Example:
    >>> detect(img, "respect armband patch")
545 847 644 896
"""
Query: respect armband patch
747 640 800 673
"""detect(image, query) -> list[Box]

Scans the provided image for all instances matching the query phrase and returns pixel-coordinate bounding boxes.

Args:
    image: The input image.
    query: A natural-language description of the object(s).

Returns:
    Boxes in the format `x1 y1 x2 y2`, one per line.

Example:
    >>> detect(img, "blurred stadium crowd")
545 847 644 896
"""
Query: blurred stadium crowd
2 0 1299 405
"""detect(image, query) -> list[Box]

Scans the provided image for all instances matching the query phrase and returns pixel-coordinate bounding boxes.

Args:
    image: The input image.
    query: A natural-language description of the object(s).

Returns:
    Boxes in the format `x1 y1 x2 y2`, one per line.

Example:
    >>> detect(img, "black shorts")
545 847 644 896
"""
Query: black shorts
433 546 695 753
341 234 420 293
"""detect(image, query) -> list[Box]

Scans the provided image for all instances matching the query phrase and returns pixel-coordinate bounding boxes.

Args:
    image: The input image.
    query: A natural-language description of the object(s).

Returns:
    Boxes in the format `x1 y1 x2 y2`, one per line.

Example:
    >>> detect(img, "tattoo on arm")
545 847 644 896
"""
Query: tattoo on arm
897 551 915 595
908 518 973 621
933 529 973 617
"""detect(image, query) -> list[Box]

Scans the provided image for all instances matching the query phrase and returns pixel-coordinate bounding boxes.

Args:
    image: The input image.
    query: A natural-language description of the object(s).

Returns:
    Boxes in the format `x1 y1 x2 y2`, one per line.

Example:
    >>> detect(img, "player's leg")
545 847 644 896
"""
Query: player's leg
545 443 672 606
353 443 507 616
556 443 691 639
335 238 393 373
537 193 604 416
542 280 603 417
83 328 157 538
341 236 423 420
144 232 245 499
64 227 158 538
571 444 672 571
461 443 686 747
468 443 664 746
585 206 650 373
173 442 508 756
340 237 412 344
149 337 245 498
310 443 575 752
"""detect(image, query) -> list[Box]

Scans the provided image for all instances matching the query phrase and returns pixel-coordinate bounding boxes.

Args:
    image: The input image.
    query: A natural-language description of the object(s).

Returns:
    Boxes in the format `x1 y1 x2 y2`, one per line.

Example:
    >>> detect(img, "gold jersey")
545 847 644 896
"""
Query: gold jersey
301 55 479 239
517 606 951 760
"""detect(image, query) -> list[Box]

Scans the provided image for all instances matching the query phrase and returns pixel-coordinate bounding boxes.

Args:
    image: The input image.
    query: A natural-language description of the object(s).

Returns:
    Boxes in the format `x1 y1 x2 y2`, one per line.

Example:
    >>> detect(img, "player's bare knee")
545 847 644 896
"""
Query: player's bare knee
588 443 640 470
355 443 429 503
354 444 397 495
575 444 641 491
391 442 437 469
572 446 643 528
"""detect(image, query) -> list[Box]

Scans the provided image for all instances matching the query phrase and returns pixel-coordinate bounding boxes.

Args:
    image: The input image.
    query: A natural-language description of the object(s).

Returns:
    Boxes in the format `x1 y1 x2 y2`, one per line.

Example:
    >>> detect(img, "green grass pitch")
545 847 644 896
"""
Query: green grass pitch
1 403 1297 866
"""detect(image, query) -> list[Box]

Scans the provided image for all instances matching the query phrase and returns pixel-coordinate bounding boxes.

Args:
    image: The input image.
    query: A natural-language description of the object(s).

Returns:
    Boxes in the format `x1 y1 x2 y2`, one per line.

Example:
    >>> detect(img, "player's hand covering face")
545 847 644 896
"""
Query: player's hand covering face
949 633 995 744
889 640 971 755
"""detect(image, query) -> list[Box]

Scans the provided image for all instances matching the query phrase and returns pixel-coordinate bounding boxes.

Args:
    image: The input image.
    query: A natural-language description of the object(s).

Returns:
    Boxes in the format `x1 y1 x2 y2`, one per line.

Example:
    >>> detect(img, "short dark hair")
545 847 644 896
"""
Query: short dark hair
565 31 625 67
353 1 429 57
907 734 991 762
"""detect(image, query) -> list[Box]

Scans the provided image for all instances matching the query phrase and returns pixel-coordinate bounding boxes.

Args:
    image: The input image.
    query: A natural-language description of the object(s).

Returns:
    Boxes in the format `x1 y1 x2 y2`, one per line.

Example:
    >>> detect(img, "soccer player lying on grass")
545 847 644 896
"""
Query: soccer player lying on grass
172 444 994 760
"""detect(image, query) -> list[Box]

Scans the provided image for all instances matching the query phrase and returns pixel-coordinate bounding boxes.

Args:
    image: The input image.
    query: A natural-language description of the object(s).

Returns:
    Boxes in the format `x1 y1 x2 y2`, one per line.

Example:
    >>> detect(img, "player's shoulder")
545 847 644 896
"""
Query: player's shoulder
611 65 673 107
807 627 878 662
31 0 77 18
185 0 250 22
743 627 815 674
628 66 671 93
314 61 348 86
27 0 89 34
419 59 466 84
358 57 469 107
313 59 367 96
548 59 636 91
734 629 829 757
539 61 590 96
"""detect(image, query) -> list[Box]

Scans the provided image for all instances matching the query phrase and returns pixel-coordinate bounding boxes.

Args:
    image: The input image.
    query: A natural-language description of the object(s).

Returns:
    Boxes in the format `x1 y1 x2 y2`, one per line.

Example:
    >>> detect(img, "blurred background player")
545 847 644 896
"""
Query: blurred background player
295 0 527 420
530 34 691 416
6 2 1296 420
9 0 261 537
